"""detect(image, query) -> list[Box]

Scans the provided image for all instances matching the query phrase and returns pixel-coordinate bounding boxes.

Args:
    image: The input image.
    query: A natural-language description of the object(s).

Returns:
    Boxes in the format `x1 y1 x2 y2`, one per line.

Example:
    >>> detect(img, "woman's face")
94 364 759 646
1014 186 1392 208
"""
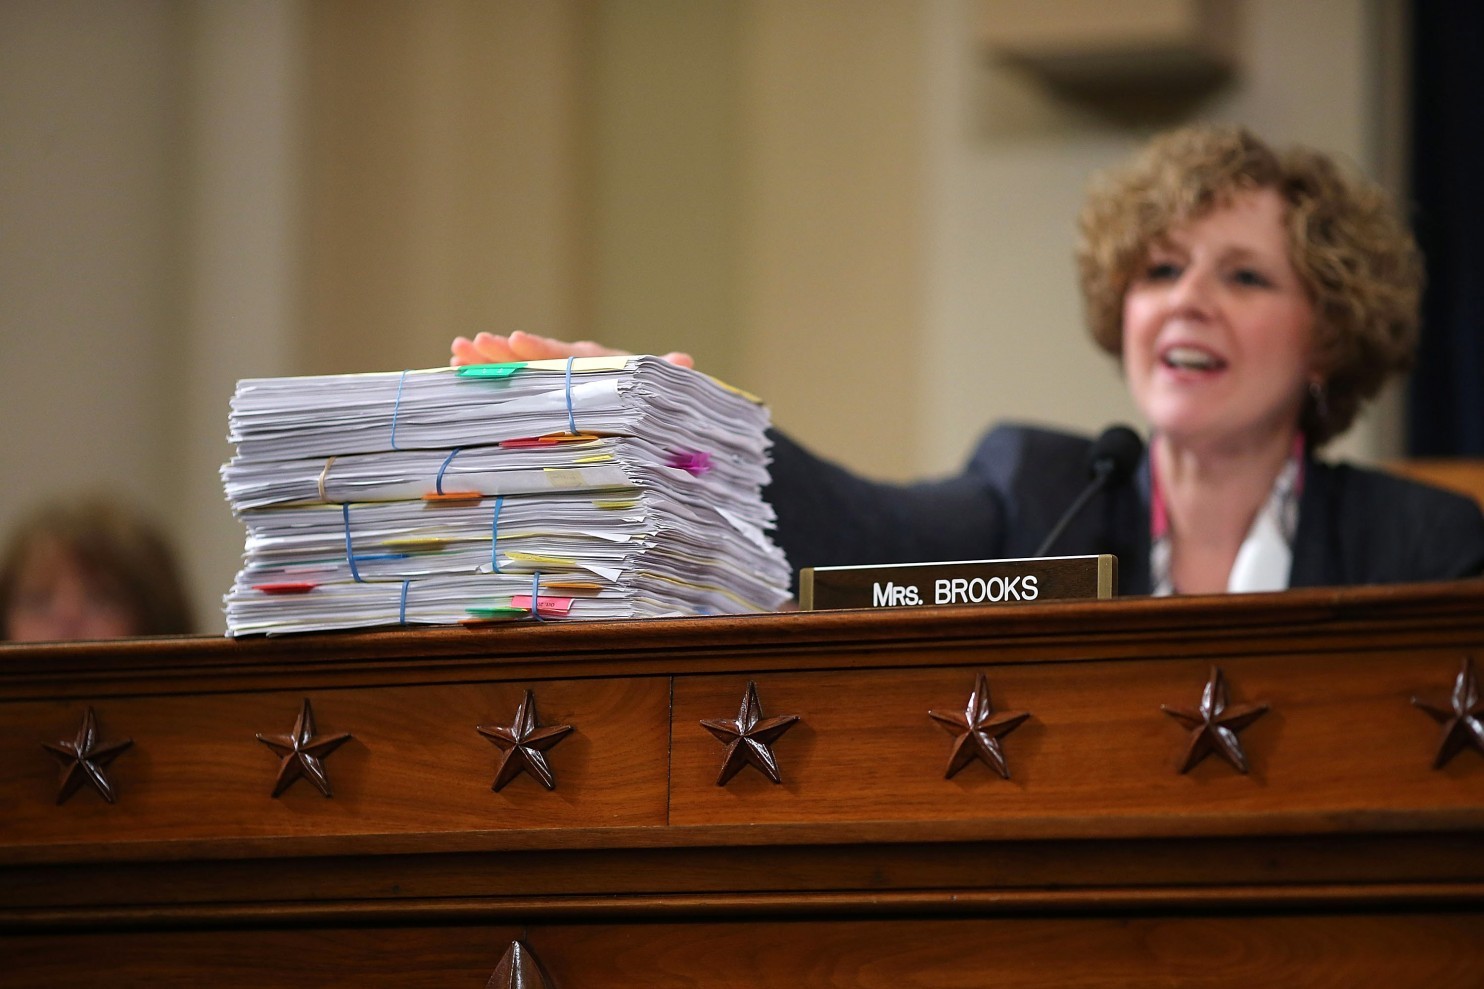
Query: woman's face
1121 187 1316 455
3 538 139 642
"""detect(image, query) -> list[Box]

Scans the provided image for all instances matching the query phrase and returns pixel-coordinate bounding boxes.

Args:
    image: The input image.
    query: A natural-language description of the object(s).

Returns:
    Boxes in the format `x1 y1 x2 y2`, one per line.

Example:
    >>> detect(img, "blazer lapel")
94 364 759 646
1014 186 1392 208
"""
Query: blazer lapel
1288 456 1334 588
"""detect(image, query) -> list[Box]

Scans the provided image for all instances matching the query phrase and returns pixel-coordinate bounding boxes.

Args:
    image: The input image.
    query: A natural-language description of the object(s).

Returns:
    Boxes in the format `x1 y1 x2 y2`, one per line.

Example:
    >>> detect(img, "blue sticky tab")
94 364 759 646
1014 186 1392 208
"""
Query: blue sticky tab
457 362 527 379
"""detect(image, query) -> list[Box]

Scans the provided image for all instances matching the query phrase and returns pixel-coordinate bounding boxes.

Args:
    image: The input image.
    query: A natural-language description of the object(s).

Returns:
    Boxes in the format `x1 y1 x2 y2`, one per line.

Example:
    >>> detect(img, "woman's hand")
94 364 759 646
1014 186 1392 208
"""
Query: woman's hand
450 331 694 369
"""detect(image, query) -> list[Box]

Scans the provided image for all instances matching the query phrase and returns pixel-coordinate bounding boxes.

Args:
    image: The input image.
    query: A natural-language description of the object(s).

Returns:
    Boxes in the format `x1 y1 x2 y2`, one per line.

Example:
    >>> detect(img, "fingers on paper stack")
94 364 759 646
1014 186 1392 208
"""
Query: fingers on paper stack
221 357 791 635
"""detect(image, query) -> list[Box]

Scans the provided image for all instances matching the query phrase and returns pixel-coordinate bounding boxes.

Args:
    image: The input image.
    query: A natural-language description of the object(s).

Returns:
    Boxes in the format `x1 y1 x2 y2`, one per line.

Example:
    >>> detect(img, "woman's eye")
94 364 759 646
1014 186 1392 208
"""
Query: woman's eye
1231 268 1271 287
1144 262 1180 281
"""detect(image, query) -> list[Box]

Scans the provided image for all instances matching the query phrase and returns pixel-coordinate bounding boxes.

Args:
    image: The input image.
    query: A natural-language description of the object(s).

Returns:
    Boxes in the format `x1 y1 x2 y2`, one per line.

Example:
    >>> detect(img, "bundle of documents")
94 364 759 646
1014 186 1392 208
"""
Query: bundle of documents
221 357 791 635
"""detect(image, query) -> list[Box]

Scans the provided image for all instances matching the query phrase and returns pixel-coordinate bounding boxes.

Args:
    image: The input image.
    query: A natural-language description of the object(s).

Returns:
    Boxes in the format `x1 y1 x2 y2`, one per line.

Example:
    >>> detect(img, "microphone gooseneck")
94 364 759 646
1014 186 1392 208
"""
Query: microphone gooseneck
1032 425 1144 557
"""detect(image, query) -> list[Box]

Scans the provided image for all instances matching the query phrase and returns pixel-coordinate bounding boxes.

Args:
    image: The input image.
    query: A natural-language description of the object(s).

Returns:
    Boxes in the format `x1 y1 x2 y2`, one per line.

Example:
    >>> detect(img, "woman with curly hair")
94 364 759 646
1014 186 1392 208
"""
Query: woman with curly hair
451 125 1484 595
0 496 195 641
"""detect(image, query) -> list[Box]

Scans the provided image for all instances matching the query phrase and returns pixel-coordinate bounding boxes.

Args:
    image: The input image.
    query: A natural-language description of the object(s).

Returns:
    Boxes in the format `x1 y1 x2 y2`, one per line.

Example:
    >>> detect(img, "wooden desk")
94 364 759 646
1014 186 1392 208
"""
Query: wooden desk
3 582 1483 986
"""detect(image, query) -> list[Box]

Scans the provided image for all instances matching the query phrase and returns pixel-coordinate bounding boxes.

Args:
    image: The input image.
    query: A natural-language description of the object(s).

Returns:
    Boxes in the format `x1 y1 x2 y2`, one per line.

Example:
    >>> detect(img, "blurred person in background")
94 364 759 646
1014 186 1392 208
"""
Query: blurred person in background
0 496 195 641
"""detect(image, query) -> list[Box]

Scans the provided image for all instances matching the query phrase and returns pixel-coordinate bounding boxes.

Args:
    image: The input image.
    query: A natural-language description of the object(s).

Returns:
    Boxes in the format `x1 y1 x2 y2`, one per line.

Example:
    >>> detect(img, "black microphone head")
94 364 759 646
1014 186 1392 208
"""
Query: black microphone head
1087 425 1144 485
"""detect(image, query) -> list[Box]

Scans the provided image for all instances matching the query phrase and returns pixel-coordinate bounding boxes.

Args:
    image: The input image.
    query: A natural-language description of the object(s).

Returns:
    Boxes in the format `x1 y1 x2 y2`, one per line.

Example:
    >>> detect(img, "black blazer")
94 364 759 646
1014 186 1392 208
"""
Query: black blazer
764 423 1484 595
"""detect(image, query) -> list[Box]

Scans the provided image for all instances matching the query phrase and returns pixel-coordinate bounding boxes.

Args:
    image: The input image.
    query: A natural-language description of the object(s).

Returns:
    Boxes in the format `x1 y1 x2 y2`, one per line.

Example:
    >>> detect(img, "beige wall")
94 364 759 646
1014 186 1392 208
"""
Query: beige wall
922 0 1396 472
0 0 1403 633
0 1 190 591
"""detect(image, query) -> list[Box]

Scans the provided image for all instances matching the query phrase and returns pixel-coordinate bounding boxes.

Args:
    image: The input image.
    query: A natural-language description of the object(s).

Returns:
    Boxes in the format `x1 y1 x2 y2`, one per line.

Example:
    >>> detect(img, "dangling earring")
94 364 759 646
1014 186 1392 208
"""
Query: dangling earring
1308 378 1328 426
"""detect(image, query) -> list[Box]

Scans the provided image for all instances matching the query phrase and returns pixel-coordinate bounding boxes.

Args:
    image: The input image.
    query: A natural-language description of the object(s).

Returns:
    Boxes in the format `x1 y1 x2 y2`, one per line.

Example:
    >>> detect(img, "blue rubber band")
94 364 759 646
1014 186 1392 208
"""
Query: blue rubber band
563 356 577 435
342 503 364 583
399 580 410 624
490 495 504 573
435 447 462 495
529 570 542 621
389 369 410 450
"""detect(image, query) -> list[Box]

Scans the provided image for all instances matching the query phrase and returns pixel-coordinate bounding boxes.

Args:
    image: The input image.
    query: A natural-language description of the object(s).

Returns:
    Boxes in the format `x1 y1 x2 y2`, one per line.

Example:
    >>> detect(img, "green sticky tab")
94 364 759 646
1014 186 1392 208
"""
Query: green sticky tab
456 362 528 379
465 606 528 620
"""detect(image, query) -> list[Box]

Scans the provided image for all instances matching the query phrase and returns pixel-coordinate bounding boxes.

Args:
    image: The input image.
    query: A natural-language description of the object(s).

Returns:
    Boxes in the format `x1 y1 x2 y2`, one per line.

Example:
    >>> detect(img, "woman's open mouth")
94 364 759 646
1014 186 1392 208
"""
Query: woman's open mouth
1160 345 1227 372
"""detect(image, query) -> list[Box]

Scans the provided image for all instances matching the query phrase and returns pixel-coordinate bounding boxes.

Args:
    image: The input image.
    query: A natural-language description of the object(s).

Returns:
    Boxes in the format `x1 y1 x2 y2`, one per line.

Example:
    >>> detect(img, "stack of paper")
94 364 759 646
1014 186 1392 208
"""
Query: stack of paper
221 357 791 635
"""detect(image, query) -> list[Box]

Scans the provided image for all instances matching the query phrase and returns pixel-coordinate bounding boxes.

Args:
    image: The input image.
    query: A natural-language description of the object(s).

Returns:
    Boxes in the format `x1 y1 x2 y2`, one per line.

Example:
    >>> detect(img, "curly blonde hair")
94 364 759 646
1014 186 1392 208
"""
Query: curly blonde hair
1076 125 1422 446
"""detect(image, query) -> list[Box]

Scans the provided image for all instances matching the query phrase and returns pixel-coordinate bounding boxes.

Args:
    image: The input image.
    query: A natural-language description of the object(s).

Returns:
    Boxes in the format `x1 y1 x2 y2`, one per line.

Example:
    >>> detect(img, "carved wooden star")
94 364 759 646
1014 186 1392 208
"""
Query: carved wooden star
700 680 799 785
485 940 552 989
256 699 352 797
42 707 133 805
1161 666 1269 774
477 690 574 791
1413 656 1484 769
929 672 1030 779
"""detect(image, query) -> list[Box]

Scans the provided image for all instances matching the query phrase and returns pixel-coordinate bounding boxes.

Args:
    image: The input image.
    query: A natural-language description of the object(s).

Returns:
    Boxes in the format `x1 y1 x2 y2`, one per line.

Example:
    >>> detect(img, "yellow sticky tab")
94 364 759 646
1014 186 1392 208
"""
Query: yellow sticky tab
384 536 450 552
593 499 639 510
574 453 615 464
706 373 762 405
507 551 578 567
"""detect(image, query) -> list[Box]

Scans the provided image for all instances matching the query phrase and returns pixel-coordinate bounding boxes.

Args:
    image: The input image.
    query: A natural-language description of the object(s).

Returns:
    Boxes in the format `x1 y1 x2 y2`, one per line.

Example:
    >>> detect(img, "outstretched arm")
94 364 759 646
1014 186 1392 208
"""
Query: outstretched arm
451 331 694 369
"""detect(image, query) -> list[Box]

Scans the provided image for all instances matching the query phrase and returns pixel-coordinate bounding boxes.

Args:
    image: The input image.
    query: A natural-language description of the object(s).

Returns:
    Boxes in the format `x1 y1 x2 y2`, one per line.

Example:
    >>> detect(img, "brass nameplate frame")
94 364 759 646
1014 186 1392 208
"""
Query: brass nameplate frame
798 555 1117 611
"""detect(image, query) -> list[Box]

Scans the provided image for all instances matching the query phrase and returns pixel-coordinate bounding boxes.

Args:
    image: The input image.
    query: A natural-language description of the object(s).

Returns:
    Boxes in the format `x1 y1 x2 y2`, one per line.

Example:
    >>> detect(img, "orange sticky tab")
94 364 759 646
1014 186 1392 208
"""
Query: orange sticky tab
255 581 317 594
510 594 574 617
499 432 602 449
423 491 483 505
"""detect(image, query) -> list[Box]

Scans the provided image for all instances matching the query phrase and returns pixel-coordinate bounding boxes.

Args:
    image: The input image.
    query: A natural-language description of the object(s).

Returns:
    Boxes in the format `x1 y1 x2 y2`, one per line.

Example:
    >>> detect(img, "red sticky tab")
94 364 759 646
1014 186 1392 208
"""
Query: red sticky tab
510 594 575 617
255 582 317 594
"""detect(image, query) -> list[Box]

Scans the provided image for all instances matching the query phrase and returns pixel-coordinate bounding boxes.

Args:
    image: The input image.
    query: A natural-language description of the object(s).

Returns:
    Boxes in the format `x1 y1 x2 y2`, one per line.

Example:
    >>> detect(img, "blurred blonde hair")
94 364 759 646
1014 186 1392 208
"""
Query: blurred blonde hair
1076 124 1423 446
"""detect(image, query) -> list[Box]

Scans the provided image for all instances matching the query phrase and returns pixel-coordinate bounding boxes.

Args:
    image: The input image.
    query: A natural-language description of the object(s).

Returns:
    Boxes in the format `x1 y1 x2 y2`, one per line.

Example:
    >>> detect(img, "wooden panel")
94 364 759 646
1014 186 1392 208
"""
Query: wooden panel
669 652 1484 835
0 925 524 989
3 582 1484 984
1388 458 1484 510
532 914 1484 987
5 832 1484 921
5 913 1482 987
3 581 1481 696
0 677 668 853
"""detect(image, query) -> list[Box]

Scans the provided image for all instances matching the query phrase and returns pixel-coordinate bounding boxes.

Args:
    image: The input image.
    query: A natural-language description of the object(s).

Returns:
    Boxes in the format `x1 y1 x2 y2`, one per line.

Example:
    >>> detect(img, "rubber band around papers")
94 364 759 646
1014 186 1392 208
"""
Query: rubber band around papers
317 456 337 503
435 447 462 495
490 495 504 573
563 356 578 435
399 580 410 624
529 571 542 621
389 369 410 450
342 503 365 583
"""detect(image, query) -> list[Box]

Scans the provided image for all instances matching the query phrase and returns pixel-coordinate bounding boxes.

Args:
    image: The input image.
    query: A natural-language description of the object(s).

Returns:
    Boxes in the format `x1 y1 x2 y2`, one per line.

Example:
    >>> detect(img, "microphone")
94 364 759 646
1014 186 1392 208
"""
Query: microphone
1032 425 1144 557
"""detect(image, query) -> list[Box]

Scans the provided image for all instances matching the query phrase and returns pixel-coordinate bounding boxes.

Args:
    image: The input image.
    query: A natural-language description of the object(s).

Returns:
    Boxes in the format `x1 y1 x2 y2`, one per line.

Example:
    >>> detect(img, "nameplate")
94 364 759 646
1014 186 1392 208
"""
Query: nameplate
798 555 1117 611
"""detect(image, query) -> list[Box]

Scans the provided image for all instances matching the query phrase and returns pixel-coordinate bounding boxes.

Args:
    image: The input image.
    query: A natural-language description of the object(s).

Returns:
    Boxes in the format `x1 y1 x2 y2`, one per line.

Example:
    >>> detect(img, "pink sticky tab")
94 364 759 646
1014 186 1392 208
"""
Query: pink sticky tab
510 594 575 617
666 450 712 476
